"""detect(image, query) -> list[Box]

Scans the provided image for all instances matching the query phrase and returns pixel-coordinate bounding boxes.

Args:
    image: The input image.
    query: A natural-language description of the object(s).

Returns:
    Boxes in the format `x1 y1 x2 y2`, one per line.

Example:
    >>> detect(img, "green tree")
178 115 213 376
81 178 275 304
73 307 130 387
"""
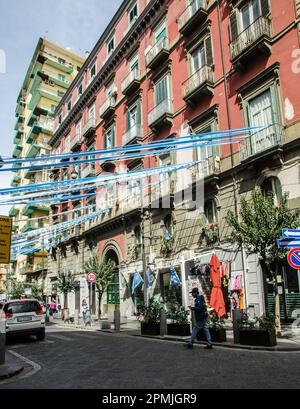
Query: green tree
226 190 300 335
84 256 115 319
5 278 24 299
57 270 76 314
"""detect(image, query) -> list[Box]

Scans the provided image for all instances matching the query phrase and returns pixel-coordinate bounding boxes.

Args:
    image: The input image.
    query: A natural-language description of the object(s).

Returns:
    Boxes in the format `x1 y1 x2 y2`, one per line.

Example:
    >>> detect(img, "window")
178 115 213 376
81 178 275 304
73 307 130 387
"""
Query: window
90 63 96 81
159 153 171 196
65 134 70 152
191 45 206 73
104 126 115 149
88 104 96 125
155 75 170 106
57 91 65 98
51 105 56 113
154 19 166 42
67 99 72 112
194 122 218 176
58 57 66 65
77 82 83 97
107 36 115 55
204 199 217 224
241 0 260 30
126 101 141 130
58 113 62 125
75 121 81 140
261 177 282 205
58 73 66 82
130 54 139 75
129 3 138 25
134 225 142 245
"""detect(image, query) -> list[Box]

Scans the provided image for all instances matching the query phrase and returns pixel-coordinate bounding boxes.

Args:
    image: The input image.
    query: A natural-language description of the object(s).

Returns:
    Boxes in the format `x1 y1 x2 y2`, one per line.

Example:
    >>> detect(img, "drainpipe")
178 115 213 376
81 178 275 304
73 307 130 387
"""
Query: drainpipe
216 0 248 309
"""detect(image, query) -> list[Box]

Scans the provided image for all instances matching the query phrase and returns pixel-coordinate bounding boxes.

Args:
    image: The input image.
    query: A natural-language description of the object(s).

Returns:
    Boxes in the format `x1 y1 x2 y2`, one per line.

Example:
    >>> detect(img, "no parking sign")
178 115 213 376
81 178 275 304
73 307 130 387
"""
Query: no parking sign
287 248 300 270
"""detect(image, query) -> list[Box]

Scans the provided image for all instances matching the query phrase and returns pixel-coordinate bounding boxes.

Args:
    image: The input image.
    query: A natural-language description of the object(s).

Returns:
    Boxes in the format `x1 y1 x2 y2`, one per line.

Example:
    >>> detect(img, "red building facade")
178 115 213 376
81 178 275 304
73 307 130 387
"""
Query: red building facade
49 0 300 321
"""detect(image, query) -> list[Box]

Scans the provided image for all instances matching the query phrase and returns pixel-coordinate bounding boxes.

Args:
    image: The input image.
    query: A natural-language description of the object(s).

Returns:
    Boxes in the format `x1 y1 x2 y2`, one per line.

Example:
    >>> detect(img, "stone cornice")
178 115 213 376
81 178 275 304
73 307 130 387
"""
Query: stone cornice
50 0 167 147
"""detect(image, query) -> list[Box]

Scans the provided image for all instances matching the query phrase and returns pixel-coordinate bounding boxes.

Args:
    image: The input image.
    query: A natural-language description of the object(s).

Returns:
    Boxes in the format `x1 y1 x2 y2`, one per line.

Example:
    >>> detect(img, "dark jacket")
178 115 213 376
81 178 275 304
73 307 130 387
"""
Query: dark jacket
191 294 208 321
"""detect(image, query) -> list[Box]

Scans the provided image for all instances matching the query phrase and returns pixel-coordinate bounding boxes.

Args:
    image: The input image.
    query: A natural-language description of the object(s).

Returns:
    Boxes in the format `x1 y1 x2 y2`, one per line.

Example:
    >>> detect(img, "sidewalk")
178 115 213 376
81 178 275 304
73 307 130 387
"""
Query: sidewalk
0 352 24 381
49 318 300 352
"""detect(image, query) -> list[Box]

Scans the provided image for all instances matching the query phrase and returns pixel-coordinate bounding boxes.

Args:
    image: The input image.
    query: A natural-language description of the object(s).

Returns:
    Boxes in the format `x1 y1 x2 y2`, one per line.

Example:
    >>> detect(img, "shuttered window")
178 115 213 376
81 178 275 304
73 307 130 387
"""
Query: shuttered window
126 101 141 130
154 20 166 42
155 75 169 105
104 126 115 149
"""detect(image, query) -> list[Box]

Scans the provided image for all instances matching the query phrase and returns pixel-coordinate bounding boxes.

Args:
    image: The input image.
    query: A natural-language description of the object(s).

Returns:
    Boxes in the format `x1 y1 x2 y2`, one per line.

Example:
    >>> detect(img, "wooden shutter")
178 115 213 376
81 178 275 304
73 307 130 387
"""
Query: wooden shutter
229 10 239 41
205 37 213 66
111 126 115 147
104 131 107 149
136 100 141 125
126 109 131 131
260 0 270 17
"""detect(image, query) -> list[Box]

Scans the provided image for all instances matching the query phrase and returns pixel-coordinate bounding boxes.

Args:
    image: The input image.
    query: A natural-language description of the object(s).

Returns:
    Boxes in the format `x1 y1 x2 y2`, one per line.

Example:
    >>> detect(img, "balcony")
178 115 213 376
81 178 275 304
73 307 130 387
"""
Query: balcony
16 98 26 116
148 99 173 132
239 124 285 162
100 95 116 120
70 133 82 151
28 85 62 111
14 129 23 144
10 174 21 187
9 207 19 217
82 117 96 140
122 124 142 146
183 65 214 104
41 69 71 89
13 145 23 158
196 156 221 182
82 164 95 178
26 119 54 144
22 204 49 217
230 16 272 67
145 37 170 70
178 0 208 36
121 70 141 96
22 220 44 233
20 261 48 275
14 115 25 131
41 52 74 74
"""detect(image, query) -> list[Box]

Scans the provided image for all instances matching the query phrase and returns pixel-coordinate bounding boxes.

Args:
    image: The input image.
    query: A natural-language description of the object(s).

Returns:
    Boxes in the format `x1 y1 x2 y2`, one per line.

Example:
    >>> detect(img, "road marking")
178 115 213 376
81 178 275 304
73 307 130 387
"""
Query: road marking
0 350 41 384
47 334 73 341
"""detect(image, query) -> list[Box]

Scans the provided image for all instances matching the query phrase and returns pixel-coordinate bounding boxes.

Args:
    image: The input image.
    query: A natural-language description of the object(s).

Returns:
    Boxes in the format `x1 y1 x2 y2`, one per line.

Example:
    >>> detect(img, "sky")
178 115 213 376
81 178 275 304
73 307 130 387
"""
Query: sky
0 0 122 215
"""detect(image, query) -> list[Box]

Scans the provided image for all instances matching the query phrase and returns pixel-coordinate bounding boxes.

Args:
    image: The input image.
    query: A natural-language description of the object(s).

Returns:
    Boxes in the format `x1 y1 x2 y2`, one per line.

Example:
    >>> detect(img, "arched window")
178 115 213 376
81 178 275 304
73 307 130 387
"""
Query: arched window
204 199 218 224
134 225 141 245
163 214 174 240
261 177 282 205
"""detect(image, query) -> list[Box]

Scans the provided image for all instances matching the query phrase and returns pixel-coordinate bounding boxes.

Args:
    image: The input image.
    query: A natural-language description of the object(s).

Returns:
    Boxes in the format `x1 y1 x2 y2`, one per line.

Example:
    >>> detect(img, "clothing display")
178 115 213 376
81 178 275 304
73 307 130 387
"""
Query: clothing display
209 253 226 318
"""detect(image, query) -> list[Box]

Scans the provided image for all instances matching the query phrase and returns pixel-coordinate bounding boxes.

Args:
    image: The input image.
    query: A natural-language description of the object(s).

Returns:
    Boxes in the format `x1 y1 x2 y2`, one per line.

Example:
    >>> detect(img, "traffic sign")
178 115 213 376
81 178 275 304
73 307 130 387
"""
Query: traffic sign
277 239 300 248
0 216 12 264
86 272 97 283
287 248 300 269
282 229 300 239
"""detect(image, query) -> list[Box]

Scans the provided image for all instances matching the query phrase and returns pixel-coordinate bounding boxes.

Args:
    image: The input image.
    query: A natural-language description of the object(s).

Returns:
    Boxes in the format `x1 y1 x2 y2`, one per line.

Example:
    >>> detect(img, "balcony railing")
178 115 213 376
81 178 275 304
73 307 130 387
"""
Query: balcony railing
197 156 221 178
121 69 141 94
178 0 207 34
239 124 285 161
145 37 169 68
148 98 173 128
82 117 96 137
122 124 142 145
230 16 272 61
99 95 116 119
70 132 82 150
183 65 214 100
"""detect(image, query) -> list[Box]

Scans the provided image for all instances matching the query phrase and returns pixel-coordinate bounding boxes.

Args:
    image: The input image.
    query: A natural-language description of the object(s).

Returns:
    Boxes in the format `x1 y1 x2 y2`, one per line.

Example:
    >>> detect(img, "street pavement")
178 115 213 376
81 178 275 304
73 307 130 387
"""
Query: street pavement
1 325 300 389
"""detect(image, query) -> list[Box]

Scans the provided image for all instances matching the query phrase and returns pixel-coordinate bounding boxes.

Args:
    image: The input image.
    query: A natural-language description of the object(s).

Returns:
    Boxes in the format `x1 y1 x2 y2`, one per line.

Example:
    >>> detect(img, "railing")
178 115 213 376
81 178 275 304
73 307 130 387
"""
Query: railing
42 52 73 69
145 37 169 67
122 124 142 145
197 156 221 178
230 16 272 60
183 65 213 98
41 70 71 85
148 98 173 126
82 164 95 178
239 124 285 161
99 95 116 117
82 117 96 135
38 85 62 98
121 69 141 93
34 118 54 132
178 0 207 31
70 131 82 149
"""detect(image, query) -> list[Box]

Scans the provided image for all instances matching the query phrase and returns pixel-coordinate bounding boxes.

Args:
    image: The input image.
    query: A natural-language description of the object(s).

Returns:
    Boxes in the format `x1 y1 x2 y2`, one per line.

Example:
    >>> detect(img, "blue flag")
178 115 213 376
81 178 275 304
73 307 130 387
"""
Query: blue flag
132 271 143 294
146 266 155 288
170 265 181 287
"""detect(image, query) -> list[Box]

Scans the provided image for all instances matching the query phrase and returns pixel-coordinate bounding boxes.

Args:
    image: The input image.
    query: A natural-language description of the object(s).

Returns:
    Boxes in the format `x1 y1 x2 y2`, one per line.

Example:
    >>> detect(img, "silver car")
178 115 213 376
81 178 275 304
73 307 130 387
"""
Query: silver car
0 299 46 340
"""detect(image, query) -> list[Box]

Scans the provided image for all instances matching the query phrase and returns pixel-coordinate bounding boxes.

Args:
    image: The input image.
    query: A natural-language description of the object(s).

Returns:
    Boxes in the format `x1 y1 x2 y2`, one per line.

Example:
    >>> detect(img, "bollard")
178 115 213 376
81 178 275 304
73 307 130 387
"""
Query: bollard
233 309 242 344
0 316 6 365
160 307 167 336
74 309 79 325
114 308 120 332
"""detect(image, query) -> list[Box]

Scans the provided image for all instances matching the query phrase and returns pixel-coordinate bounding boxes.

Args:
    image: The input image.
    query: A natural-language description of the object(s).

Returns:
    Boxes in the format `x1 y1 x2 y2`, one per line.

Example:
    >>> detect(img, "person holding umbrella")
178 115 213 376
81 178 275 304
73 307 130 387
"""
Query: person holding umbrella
185 288 213 350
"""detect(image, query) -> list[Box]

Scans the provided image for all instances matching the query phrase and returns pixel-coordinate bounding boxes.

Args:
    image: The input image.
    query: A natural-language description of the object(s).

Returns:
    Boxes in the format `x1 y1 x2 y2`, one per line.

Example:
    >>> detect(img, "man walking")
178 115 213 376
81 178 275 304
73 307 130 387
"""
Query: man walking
82 299 88 326
185 288 213 350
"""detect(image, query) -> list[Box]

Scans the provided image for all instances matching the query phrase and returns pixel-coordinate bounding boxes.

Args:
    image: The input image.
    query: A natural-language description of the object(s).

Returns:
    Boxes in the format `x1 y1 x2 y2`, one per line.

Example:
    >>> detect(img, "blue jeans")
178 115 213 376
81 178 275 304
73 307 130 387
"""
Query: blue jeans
191 319 212 346
82 312 87 323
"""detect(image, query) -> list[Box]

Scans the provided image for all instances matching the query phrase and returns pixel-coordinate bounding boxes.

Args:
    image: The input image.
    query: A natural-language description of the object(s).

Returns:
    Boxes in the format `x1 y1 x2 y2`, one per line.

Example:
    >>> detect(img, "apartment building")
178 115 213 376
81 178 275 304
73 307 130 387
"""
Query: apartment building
10 38 85 296
48 0 300 321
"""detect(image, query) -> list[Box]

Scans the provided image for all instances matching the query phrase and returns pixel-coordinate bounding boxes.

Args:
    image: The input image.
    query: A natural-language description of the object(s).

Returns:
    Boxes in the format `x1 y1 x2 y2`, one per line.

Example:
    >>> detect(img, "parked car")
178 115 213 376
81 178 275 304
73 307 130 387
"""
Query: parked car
0 299 46 340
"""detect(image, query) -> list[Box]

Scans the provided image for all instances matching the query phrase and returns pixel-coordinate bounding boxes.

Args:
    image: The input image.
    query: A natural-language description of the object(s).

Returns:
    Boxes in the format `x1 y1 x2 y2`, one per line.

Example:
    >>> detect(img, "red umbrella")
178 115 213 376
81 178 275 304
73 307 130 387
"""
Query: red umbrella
210 253 226 317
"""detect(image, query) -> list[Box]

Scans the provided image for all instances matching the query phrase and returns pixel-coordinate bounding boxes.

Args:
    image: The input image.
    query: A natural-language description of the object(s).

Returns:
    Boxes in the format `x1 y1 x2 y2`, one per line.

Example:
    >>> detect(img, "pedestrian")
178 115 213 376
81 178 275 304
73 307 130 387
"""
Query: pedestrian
185 288 213 350
50 299 56 316
82 299 88 325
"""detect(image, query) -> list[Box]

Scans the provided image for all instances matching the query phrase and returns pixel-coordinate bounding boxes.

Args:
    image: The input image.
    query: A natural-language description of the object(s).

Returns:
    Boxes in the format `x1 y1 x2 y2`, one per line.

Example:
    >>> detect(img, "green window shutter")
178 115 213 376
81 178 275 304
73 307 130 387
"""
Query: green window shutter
126 110 131 130
104 132 107 149
156 26 166 42
131 59 139 71
136 100 141 125
205 37 213 66
112 126 115 147
270 86 279 124
229 10 239 41
260 0 270 17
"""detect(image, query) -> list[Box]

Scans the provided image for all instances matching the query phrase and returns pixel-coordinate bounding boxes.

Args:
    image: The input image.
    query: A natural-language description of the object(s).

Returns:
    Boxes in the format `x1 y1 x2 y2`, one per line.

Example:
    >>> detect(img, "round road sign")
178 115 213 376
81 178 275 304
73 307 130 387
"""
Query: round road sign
86 272 97 282
287 248 300 269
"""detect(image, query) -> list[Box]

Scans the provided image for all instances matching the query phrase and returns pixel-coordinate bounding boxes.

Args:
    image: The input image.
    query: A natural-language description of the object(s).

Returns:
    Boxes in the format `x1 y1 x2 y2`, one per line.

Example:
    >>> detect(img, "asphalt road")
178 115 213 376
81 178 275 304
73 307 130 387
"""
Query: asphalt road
1 325 300 389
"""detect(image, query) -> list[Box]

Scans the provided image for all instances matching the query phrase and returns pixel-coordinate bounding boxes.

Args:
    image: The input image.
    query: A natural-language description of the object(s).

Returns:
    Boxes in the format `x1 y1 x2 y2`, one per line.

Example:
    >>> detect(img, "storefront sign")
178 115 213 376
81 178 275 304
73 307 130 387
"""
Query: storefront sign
0 216 12 264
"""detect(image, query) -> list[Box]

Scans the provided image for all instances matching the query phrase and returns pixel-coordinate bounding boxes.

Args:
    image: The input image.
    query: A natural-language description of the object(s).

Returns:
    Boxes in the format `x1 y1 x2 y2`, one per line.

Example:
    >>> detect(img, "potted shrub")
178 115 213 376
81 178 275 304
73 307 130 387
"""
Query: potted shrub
197 314 227 342
238 313 277 347
140 298 160 336
167 304 191 336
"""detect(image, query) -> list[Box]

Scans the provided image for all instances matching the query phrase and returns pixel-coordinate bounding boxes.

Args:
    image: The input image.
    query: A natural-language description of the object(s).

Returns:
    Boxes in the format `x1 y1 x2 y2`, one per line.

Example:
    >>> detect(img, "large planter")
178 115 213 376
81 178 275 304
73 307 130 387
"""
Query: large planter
239 329 277 347
197 327 227 343
167 323 191 337
141 322 160 336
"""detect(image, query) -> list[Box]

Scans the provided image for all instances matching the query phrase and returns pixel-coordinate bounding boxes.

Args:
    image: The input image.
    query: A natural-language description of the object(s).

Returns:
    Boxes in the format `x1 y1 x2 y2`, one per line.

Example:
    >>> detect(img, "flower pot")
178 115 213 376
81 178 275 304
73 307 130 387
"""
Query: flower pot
197 327 227 343
167 323 191 336
141 322 160 336
238 329 277 346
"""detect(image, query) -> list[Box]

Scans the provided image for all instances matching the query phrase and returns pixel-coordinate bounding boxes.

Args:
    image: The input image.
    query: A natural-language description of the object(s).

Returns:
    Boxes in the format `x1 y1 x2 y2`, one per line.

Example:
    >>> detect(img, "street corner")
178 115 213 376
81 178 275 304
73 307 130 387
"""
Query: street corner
0 352 24 381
